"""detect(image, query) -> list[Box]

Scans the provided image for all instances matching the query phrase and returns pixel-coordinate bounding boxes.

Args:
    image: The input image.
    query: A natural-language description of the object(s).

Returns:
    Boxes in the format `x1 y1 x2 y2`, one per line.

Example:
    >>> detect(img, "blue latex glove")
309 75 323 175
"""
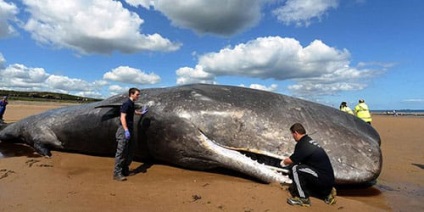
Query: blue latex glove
124 130 131 140
140 105 149 115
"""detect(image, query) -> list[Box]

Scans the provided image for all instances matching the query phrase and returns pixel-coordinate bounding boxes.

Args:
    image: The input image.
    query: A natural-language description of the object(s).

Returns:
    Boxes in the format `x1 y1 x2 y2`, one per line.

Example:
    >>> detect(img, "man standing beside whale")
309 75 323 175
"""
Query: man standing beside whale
113 88 148 181
0 96 8 123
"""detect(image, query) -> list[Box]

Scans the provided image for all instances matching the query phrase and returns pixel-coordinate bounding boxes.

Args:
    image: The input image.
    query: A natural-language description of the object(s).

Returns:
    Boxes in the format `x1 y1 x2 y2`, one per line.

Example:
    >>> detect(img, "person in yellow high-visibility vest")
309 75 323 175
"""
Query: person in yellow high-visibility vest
354 99 372 124
339 102 354 115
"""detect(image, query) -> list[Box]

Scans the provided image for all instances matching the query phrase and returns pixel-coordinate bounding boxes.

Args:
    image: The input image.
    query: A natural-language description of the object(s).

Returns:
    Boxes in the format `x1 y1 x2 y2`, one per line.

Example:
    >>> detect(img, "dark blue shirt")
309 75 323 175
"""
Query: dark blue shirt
120 98 135 129
0 100 7 107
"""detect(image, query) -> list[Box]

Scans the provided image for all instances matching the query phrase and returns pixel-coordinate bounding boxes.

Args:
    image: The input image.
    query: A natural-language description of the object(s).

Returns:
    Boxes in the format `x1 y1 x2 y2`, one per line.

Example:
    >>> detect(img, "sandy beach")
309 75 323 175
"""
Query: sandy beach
0 101 423 211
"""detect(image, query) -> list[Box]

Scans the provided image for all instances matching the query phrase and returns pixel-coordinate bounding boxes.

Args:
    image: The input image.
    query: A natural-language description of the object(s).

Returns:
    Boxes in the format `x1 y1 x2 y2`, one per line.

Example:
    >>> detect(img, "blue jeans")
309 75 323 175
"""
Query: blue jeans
0 106 5 119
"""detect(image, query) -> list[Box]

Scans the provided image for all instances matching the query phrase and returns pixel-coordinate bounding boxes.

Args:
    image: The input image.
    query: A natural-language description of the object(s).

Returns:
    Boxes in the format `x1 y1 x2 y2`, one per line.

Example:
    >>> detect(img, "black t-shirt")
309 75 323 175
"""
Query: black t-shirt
290 135 335 184
120 98 135 128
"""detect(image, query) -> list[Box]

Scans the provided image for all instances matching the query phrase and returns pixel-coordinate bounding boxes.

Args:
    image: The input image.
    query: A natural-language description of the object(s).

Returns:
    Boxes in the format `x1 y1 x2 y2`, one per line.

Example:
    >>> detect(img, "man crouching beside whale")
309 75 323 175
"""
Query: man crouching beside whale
280 123 336 207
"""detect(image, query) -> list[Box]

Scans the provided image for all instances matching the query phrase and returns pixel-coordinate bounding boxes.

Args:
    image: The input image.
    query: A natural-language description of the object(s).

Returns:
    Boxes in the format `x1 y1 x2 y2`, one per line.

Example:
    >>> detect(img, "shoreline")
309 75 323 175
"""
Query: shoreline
372 111 424 117
7 100 82 106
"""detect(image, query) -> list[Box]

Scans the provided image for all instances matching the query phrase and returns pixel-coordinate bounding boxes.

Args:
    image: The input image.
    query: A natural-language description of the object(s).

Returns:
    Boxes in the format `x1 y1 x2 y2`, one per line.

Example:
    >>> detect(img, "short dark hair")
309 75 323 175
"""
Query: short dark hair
340 102 347 109
290 123 306 135
128 88 140 96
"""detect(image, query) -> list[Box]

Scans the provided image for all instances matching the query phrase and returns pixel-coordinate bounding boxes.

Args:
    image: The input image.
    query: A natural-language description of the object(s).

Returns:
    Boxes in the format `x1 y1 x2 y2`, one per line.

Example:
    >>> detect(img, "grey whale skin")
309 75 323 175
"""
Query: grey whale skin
0 84 382 185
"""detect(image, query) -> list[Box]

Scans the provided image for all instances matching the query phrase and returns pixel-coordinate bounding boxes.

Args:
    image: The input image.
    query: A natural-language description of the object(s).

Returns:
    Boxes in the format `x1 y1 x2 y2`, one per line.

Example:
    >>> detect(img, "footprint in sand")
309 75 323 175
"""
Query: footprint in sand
25 159 53 168
25 159 40 167
0 169 15 179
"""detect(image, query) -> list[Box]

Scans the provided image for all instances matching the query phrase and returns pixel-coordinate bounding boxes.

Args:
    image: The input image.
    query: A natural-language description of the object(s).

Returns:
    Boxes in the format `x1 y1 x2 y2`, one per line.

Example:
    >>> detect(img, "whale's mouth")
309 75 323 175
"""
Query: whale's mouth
237 150 290 174
197 130 291 184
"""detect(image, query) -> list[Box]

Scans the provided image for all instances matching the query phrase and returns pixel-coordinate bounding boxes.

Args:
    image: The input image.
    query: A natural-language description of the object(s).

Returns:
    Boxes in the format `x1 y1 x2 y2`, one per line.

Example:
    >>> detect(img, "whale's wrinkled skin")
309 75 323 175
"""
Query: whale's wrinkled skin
0 84 382 185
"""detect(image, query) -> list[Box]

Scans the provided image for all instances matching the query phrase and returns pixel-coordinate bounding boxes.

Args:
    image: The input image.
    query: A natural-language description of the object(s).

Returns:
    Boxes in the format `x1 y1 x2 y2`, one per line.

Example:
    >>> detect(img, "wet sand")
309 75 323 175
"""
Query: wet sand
1 101 423 211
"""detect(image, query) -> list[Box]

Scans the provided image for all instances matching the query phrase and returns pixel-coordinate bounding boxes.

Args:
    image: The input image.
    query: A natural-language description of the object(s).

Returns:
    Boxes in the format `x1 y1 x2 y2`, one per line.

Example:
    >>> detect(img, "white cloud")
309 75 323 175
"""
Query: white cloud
125 0 153 8
198 37 350 79
241 84 278 92
75 91 103 99
176 36 383 97
103 66 161 84
273 0 339 27
125 0 341 35
108 84 128 96
109 84 126 92
402 99 424 103
288 82 367 96
21 0 180 54
0 0 19 38
0 53 162 98
0 62 107 98
45 75 95 92
176 65 215 85
132 0 263 36
287 64 385 96
0 64 50 88
92 80 109 87
0 53 5 69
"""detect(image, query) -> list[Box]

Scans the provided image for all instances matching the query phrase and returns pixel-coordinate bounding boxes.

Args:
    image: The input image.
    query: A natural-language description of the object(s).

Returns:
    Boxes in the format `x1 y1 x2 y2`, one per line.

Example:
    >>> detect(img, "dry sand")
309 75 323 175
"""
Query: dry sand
1 101 423 211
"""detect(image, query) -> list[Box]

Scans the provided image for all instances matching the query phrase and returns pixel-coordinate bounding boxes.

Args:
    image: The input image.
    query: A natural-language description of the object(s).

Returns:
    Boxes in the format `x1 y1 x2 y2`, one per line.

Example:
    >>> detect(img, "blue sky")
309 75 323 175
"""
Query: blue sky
0 0 423 110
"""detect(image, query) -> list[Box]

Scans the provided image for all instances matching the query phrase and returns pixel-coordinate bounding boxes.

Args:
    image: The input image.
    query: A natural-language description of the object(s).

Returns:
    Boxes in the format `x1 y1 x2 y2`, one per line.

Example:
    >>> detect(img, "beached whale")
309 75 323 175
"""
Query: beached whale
0 84 381 185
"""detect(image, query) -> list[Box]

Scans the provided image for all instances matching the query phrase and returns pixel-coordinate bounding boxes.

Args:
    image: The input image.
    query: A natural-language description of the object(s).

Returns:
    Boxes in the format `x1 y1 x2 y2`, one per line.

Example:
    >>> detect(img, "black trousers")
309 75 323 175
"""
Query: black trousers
289 164 333 199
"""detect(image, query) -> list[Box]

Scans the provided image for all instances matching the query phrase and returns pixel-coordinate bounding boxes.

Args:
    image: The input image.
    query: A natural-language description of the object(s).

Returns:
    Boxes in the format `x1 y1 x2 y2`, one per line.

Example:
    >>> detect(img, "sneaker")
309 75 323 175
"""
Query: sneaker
324 187 337 205
113 174 127 181
287 197 311 207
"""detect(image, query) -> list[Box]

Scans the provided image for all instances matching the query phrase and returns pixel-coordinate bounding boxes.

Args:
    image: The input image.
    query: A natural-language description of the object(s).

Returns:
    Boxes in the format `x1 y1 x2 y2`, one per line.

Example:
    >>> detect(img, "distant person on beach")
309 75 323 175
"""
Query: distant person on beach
0 96 8 123
113 88 148 181
354 99 372 124
339 102 354 115
280 123 336 207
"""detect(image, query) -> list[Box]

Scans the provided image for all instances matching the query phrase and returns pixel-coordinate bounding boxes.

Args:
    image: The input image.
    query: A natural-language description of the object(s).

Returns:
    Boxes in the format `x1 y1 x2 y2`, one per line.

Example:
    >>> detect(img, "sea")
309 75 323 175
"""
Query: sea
372 109 424 116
